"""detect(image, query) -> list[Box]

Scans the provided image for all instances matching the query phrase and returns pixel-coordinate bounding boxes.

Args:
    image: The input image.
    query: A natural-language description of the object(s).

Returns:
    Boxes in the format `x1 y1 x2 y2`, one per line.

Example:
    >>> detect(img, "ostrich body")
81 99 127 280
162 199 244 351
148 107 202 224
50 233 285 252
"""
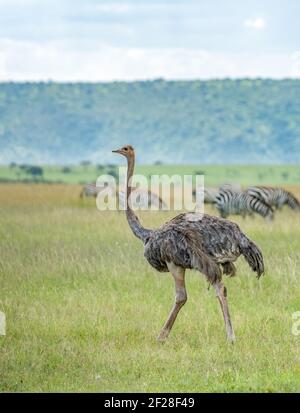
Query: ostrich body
113 145 264 342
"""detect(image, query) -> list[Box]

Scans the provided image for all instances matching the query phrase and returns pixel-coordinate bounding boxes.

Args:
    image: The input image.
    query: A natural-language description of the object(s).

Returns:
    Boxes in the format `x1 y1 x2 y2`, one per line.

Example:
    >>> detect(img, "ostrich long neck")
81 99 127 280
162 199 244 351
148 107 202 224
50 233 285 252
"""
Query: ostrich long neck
125 153 151 242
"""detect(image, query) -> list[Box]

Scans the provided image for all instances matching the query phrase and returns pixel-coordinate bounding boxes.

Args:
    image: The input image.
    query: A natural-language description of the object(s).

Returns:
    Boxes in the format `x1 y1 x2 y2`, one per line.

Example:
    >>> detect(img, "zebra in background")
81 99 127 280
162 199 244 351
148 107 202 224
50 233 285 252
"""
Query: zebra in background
193 186 220 204
203 187 219 204
247 186 300 211
193 183 242 205
80 183 106 198
215 188 274 220
219 183 242 192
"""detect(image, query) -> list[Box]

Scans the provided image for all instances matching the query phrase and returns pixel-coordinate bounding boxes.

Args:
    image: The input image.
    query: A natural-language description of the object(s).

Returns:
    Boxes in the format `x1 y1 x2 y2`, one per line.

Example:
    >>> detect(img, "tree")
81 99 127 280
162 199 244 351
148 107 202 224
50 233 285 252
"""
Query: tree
107 168 119 182
80 160 91 171
62 166 72 174
25 166 44 179
80 160 91 166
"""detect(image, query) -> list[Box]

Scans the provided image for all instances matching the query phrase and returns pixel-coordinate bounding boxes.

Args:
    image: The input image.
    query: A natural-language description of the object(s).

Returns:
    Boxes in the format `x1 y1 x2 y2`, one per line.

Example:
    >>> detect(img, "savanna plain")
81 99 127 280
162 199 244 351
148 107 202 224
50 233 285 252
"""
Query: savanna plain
0 181 300 392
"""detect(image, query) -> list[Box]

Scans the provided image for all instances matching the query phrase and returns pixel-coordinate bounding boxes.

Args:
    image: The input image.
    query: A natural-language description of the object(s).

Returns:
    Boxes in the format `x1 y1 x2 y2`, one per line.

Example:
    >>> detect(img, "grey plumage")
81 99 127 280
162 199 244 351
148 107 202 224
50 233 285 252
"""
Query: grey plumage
144 213 264 283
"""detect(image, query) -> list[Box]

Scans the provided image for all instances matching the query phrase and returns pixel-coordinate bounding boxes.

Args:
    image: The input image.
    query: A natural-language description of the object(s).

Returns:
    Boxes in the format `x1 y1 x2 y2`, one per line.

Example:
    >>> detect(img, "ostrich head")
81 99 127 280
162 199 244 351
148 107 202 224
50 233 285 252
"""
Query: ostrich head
112 145 134 159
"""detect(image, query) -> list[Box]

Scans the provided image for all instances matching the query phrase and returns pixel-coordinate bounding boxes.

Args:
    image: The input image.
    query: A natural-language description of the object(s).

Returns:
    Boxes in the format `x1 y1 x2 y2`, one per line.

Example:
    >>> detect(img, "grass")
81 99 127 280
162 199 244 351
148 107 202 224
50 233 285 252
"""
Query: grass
1 164 300 186
0 183 300 392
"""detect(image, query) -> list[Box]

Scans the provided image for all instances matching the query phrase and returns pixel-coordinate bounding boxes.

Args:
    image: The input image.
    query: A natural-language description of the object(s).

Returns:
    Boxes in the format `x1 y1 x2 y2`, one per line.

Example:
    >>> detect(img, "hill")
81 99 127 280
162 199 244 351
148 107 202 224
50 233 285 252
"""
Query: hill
0 79 299 164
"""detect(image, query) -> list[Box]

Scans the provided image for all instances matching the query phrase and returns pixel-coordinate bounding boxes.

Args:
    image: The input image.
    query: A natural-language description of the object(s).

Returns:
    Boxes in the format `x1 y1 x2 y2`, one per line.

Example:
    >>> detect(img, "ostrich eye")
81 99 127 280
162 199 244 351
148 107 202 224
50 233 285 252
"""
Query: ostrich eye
123 147 128 151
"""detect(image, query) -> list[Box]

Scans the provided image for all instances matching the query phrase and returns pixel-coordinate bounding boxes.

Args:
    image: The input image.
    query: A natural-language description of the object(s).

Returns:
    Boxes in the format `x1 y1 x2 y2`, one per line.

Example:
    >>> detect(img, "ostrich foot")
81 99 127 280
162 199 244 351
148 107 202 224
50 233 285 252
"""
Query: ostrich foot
157 330 169 342
227 333 236 343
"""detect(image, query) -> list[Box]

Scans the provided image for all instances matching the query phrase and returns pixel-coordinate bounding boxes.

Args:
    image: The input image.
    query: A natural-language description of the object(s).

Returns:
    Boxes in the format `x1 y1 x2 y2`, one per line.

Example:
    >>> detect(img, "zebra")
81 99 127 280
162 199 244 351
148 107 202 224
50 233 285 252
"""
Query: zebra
79 183 106 198
193 186 219 204
193 184 242 205
219 183 242 192
247 186 300 211
215 189 274 220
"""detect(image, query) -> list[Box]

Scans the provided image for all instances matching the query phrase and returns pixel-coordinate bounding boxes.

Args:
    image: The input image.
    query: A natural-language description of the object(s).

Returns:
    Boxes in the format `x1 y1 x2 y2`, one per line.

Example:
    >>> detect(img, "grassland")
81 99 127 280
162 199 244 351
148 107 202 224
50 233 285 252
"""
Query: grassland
1 164 300 186
0 183 300 392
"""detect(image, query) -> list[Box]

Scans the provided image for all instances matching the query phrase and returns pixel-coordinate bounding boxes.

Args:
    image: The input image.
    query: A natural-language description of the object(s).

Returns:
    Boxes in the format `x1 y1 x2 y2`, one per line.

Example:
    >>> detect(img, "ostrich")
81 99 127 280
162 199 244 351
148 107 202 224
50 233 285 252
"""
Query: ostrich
113 145 264 342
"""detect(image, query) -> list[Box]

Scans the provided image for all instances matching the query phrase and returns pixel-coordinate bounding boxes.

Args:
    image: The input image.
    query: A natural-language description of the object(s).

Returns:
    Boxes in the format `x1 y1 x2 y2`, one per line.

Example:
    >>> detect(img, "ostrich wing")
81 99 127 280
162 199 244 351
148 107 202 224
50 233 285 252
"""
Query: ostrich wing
144 226 222 284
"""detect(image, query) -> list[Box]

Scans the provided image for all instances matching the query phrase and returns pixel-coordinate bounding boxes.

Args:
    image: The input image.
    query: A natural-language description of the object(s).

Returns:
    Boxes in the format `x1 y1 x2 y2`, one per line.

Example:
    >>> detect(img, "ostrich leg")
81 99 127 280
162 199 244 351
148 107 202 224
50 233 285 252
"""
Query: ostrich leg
157 263 187 342
214 282 235 342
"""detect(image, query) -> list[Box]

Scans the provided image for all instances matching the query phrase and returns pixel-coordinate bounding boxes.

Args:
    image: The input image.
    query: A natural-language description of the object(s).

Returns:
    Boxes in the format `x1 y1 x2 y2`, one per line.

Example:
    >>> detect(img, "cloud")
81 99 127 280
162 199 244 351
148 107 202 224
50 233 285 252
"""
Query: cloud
0 38 298 81
244 17 266 30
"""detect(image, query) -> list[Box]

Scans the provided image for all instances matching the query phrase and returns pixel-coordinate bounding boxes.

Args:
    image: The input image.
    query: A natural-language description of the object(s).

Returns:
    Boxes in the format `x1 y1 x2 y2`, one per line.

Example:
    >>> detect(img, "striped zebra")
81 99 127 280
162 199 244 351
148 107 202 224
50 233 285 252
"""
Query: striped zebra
216 189 274 220
247 186 300 211
193 184 242 206
193 186 219 204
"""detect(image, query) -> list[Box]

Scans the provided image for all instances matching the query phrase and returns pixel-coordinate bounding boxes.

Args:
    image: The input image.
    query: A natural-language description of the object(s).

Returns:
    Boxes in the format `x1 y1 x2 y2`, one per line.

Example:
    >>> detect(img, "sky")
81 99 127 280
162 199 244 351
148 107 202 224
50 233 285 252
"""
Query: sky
0 0 300 81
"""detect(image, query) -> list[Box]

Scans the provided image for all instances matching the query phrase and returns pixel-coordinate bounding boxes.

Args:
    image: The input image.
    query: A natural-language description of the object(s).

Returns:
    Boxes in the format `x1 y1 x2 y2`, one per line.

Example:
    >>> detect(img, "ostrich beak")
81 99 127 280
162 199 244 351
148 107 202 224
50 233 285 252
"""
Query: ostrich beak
112 149 122 154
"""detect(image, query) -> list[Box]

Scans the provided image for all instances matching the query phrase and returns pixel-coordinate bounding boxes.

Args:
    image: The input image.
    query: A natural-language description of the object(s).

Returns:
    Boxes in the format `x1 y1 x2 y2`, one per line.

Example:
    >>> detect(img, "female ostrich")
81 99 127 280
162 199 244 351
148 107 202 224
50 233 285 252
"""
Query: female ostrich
113 145 264 342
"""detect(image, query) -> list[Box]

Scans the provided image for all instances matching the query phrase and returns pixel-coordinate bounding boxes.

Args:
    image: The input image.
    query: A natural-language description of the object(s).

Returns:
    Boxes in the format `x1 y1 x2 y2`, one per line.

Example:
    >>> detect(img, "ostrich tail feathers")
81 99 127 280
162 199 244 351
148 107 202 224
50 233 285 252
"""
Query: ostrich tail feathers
240 236 264 278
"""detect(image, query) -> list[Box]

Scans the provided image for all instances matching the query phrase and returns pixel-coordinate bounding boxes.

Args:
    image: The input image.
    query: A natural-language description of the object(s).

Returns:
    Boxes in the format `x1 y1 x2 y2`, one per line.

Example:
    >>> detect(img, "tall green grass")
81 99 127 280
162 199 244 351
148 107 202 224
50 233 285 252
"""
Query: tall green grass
0 184 300 392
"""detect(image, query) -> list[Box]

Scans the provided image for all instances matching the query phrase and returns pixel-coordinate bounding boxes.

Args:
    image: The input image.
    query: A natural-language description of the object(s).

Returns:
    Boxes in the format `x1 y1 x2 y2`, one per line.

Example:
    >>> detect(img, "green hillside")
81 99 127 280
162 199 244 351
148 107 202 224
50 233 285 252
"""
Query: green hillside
0 79 300 165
